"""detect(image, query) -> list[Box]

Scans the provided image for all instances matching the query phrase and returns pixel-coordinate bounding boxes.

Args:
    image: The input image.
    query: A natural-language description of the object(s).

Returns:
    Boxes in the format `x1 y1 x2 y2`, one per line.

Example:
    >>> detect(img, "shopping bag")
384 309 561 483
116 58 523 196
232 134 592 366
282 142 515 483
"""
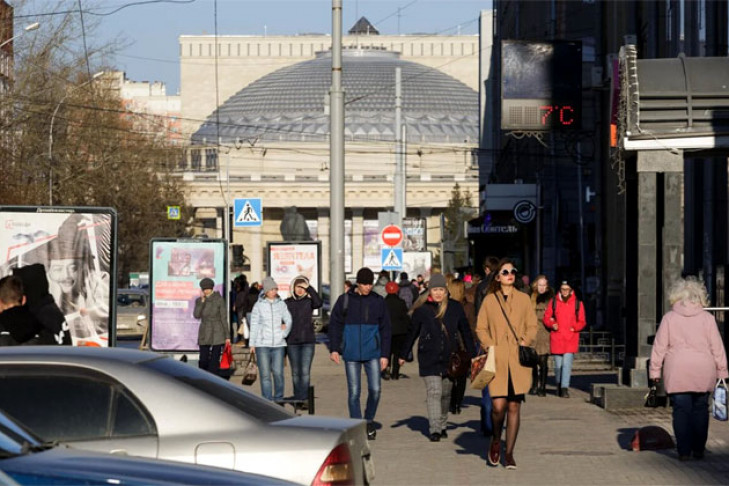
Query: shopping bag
237 319 250 339
241 353 258 386
470 345 495 390
713 378 728 421
220 342 234 370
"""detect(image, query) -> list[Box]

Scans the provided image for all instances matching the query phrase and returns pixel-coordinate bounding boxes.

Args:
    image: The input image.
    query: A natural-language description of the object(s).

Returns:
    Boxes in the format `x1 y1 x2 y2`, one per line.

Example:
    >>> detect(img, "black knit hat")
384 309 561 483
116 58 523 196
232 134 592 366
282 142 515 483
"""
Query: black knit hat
356 267 374 285
199 278 215 290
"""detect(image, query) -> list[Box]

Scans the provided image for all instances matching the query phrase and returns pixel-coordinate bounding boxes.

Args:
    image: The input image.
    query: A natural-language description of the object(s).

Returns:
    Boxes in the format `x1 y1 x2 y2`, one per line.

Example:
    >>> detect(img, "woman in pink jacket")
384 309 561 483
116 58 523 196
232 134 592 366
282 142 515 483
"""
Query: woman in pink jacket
649 277 728 461
543 279 586 398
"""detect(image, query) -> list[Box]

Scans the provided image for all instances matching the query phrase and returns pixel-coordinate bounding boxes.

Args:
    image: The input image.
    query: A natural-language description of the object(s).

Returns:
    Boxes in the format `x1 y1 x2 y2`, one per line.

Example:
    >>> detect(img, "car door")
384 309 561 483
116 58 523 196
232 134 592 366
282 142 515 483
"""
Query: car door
0 365 159 458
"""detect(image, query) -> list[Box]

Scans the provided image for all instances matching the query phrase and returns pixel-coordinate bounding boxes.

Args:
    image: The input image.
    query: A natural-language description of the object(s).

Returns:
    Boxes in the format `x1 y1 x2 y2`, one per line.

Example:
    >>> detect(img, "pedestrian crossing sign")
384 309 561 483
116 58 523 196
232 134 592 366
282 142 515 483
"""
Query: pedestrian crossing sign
234 198 262 227
381 248 403 271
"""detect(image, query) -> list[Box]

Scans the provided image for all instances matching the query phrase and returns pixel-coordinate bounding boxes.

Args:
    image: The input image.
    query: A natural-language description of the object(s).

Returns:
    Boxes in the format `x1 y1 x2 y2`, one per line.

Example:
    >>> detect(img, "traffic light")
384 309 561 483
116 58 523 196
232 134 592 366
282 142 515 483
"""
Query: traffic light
232 244 245 267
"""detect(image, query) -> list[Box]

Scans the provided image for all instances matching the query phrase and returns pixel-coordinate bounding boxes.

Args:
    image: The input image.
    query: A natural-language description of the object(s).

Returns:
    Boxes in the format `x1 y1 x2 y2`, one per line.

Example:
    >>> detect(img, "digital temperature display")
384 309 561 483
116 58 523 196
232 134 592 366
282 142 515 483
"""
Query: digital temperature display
501 40 582 131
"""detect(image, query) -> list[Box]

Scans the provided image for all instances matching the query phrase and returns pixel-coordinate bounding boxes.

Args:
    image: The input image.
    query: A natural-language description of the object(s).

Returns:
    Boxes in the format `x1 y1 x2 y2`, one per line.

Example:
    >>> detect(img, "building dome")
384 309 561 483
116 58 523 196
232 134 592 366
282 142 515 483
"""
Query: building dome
192 48 478 144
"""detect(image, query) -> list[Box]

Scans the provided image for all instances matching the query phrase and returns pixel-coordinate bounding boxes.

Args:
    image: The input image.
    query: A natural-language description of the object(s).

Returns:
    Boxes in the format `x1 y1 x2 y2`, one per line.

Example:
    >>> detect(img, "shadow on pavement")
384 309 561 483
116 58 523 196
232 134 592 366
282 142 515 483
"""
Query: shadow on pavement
390 415 430 437
452 420 488 459
617 427 640 450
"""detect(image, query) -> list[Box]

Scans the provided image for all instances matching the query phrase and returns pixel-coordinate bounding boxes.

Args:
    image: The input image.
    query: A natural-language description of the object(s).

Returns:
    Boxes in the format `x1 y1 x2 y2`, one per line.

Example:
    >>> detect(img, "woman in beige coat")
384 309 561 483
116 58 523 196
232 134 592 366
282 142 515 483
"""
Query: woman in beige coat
476 258 537 470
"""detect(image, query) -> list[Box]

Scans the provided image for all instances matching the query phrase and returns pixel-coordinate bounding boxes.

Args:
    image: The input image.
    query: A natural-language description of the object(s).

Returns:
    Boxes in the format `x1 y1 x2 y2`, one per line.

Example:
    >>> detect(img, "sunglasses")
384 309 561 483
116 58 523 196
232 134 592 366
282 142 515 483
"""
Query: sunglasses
500 268 518 276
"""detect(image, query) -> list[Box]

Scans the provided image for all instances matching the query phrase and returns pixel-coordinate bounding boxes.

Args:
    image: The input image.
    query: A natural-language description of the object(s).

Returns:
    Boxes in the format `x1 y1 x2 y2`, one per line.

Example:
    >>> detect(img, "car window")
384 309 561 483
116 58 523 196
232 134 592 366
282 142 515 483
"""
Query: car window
141 357 294 423
118 293 147 308
0 366 156 442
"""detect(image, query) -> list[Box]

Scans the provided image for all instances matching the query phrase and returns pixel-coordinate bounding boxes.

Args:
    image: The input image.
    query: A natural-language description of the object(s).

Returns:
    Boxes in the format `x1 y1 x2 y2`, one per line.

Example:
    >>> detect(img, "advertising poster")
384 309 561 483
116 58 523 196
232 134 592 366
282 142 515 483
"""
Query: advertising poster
363 220 381 271
402 251 433 280
267 242 320 300
402 218 427 251
0 206 117 347
149 239 227 352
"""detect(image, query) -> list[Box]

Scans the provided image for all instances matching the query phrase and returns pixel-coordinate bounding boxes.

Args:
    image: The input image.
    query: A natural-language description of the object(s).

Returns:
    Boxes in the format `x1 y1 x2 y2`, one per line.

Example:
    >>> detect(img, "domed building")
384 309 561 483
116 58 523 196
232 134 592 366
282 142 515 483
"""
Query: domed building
177 37 479 282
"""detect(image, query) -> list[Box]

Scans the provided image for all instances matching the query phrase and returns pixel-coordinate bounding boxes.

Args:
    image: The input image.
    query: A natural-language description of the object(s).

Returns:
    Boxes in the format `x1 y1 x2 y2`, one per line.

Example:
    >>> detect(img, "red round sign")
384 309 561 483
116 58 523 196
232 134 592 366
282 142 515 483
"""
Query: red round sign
381 225 403 247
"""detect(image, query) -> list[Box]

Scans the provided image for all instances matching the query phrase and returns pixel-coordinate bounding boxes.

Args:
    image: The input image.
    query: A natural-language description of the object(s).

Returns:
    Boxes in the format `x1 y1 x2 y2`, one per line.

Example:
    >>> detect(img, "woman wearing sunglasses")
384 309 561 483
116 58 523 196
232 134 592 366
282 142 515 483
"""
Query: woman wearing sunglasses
475 258 537 470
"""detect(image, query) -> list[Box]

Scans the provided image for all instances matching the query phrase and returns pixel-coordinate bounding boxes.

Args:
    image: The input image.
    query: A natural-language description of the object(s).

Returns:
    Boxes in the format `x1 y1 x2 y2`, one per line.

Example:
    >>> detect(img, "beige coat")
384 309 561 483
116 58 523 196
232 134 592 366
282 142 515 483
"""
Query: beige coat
476 290 538 396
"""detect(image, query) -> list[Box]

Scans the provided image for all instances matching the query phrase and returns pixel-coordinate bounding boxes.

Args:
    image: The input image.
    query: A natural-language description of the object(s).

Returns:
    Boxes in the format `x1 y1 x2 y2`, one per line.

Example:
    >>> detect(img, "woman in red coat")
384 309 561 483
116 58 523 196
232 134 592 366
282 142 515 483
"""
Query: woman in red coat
542 280 586 398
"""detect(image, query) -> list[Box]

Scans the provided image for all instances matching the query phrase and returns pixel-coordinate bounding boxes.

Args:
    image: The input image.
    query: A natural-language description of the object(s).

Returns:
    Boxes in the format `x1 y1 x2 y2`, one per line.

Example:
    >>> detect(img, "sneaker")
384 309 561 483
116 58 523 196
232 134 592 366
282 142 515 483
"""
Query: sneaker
487 439 500 467
429 433 441 442
440 429 448 439
560 388 570 398
366 423 376 440
505 453 517 470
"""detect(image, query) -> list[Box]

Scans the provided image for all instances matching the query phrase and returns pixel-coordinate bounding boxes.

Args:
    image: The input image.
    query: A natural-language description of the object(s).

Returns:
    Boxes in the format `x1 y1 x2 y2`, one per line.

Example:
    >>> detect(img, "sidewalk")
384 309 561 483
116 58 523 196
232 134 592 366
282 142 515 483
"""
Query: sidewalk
244 343 729 485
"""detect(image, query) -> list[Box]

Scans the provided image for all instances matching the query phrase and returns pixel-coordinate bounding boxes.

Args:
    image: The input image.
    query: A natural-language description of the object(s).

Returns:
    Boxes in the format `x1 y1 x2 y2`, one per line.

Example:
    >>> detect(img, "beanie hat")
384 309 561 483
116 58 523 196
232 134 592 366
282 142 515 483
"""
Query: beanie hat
429 273 447 289
12 264 50 305
399 272 409 281
262 276 278 292
199 278 215 290
385 281 399 295
356 267 374 285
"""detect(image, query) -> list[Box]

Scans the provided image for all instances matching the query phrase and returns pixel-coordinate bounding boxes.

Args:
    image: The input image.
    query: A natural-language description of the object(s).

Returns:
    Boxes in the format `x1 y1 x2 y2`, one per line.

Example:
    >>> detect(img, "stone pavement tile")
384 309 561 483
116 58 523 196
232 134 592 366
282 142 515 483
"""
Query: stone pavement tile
241 344 729 485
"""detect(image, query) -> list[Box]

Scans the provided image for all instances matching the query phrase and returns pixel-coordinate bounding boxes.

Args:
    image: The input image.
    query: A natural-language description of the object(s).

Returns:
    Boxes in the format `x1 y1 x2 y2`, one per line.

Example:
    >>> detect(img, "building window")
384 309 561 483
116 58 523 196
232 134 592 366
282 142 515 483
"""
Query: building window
205 148 218 170
191 149 201 170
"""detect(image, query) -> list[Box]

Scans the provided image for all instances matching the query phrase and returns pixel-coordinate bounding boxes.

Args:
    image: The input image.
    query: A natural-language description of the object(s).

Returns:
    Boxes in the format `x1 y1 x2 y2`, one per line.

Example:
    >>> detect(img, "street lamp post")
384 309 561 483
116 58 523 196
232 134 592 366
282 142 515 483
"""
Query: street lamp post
48 71 103 205
0 22 40 50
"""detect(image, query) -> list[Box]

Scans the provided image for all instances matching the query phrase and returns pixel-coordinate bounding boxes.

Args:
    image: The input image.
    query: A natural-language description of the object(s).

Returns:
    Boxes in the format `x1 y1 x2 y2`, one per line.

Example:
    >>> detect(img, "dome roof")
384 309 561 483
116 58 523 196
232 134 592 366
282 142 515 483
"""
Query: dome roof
192 48 478 144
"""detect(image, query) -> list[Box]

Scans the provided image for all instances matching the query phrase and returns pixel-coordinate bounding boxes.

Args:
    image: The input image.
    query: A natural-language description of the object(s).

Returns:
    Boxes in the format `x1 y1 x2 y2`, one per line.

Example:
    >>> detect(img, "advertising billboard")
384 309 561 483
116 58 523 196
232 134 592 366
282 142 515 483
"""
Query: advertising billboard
149 238 227 352
0 206 117 346
266 241 321 300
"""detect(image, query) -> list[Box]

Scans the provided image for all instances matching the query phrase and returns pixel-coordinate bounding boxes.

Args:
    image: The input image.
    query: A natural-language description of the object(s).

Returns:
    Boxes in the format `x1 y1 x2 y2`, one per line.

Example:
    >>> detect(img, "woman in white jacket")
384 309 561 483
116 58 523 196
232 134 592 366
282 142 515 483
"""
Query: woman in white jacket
250 276 292 401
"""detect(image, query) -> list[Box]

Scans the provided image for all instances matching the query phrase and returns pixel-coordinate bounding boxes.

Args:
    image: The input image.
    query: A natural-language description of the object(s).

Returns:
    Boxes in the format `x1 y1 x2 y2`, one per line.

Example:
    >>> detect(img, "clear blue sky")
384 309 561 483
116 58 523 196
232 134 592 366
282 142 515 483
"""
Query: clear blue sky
25 0 491 95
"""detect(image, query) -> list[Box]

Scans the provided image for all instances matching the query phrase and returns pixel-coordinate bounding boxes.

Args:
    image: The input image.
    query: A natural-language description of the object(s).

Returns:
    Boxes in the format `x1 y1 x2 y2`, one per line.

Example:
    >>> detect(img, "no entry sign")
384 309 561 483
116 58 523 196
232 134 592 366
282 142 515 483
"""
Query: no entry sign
381 224 403 247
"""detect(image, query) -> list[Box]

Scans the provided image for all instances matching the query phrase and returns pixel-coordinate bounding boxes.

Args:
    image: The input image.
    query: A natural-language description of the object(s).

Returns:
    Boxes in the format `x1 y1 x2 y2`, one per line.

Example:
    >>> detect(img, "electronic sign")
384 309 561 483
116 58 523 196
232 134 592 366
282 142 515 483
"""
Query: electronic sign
501 40 582 131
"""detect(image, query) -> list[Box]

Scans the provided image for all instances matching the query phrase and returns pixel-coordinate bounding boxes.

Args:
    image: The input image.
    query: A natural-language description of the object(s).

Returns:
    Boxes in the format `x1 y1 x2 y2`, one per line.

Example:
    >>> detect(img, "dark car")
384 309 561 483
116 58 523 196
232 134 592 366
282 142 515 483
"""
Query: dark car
0 408 294 486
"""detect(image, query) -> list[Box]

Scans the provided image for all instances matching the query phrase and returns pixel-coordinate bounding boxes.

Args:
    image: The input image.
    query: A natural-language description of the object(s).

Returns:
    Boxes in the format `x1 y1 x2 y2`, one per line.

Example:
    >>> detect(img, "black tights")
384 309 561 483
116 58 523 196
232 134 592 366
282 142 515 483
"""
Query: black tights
491 398 521 455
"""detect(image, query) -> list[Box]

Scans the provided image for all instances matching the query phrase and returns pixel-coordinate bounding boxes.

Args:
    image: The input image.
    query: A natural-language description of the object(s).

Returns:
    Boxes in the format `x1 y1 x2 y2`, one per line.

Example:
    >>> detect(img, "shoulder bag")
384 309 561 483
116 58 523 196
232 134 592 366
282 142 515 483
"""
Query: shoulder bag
241 353 258 386
436 310 470 378
496 294 538 368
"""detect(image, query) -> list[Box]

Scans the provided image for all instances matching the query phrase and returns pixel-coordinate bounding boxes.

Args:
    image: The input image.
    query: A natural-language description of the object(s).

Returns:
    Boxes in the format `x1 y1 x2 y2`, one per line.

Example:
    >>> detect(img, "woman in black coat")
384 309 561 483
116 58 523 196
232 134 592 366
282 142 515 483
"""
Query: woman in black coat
399 273 475 442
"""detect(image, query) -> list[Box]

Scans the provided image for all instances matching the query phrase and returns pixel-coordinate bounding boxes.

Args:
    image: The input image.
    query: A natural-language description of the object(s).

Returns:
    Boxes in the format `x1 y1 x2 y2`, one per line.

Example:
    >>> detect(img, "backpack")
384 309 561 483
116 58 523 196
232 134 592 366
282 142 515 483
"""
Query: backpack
551 294 581 321
398 285 415 309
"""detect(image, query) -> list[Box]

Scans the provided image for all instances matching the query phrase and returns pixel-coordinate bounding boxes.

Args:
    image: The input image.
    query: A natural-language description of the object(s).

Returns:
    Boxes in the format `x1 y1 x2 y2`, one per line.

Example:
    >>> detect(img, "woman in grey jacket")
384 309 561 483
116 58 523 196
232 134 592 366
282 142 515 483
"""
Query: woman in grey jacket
250 276 292 401
193 278 229 375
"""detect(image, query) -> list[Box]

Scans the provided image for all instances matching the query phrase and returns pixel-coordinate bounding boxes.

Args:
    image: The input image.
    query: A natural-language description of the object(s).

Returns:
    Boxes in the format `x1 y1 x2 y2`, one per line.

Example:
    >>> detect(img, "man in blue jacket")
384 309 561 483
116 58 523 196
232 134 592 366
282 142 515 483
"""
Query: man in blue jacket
329 267 391 440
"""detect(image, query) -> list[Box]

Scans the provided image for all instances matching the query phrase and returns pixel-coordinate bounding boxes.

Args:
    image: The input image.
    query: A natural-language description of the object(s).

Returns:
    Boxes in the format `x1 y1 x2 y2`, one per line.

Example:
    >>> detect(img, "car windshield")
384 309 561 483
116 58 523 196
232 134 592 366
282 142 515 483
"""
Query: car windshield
141 357 294 423
0 410 43 458
117 292 147 308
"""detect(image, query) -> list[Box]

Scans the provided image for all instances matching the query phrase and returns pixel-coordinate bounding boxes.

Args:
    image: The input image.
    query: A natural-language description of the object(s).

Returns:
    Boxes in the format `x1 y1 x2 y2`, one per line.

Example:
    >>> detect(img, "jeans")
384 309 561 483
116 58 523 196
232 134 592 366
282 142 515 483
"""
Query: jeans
553 353 574 388
344 359 381 422
256 347 286 401
288 343 315 400
199 344 223 374
670 392 710 457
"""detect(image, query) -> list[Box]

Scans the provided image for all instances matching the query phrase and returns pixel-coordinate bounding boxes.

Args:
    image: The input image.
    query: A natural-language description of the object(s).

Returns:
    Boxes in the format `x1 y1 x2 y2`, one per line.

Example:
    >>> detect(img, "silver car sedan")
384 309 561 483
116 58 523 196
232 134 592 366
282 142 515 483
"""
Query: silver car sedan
0 347 374 486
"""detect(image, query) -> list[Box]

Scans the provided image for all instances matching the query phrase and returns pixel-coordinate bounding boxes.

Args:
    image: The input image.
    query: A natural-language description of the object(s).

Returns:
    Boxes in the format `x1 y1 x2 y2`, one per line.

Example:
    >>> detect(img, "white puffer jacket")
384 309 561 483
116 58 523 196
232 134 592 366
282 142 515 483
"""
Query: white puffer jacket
249 293 292 348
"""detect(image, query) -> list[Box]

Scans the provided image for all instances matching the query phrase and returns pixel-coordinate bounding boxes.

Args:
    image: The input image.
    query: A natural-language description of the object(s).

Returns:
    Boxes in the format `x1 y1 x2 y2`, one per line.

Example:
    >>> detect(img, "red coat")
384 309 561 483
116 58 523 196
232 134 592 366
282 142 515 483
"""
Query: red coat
542 293 586 354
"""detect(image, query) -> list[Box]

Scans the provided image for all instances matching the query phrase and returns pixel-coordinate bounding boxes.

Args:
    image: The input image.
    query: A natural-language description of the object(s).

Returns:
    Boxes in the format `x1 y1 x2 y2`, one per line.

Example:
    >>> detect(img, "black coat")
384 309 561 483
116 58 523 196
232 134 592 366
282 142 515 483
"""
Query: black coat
285 287 323 345
385 294 410 336
400 299 475 377
0 305 50 346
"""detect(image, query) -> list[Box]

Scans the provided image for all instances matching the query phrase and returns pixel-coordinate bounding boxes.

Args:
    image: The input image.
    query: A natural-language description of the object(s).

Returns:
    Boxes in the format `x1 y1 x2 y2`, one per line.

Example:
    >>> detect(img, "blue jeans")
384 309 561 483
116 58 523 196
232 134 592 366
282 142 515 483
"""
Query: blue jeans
256 347 286 401
670 392 710 457
344 359 381 422
288 344 315 400
553 353 574 388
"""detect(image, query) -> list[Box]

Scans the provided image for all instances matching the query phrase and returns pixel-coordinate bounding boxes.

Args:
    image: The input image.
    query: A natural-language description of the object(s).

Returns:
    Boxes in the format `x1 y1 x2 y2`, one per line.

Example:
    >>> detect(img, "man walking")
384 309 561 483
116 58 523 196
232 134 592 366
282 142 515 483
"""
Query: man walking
329 267 392 440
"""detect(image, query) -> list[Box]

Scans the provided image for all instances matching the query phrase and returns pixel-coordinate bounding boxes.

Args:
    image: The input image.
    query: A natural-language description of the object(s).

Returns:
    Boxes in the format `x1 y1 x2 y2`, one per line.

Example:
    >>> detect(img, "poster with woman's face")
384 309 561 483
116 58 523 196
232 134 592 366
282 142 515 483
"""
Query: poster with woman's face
0 207 116 347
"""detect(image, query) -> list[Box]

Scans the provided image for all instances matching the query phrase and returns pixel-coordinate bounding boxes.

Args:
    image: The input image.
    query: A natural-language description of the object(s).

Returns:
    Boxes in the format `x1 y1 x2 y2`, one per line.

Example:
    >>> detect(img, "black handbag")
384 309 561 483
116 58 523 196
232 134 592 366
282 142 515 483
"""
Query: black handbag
496 294 538 368
644 385 667 408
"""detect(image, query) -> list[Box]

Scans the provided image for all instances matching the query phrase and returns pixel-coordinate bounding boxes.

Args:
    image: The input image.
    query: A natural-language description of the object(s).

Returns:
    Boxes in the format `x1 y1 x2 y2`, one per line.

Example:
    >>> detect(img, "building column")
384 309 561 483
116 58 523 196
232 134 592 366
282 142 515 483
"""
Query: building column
318 207 330 285
352 208 364 272
663 170 684 314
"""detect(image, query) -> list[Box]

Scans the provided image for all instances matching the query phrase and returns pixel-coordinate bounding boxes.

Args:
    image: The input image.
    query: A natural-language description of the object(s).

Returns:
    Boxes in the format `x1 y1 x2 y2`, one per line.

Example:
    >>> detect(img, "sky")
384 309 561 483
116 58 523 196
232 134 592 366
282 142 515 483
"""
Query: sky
15 0 492 95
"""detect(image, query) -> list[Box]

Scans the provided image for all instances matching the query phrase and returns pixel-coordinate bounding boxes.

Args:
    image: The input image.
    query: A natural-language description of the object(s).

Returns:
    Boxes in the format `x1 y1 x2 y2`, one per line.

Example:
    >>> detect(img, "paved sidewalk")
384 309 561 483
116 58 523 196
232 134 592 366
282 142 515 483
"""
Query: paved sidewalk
244 343 729 485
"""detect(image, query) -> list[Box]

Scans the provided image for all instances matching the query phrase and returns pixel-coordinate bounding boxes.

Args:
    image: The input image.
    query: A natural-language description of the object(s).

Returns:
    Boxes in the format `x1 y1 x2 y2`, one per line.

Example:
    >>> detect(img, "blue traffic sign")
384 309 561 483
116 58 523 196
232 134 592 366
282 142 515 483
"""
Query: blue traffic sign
234 198 262 227
381 248 403 271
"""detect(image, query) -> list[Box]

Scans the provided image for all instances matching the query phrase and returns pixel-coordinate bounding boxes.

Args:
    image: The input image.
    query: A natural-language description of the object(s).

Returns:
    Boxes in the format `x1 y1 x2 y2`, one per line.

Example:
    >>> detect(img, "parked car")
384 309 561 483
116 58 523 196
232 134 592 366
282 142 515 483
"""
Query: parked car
0 347 374 486
0 408 294 486
116 288 148 338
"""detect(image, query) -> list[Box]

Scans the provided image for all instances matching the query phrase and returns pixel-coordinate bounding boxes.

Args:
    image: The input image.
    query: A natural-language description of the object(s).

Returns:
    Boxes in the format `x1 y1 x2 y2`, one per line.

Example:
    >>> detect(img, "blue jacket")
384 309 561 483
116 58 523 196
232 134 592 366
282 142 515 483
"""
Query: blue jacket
400 299 475 377
249 293 292 348
328 288 391 361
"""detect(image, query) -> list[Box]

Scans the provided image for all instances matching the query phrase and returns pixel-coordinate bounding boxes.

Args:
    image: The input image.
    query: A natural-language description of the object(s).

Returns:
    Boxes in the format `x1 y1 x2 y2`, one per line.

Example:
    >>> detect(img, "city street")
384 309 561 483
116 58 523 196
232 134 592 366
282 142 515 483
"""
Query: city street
238 342 729 485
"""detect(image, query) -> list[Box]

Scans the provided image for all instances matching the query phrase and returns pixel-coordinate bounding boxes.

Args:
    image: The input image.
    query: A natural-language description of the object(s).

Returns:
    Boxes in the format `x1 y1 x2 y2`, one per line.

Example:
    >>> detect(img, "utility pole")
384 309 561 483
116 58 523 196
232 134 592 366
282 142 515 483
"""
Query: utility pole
330 0 345 301
394 67 406 222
